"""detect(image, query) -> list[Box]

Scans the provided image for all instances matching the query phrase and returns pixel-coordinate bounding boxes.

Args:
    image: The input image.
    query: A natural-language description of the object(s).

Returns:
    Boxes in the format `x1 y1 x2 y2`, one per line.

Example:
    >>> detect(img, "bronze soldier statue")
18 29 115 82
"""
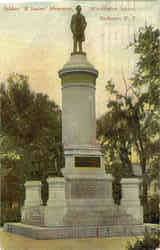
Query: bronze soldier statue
70 5 87 54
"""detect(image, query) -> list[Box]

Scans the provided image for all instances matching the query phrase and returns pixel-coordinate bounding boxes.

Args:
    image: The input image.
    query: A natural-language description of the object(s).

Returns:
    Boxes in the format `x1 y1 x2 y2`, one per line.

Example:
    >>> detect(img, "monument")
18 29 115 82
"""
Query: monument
57 5 115 227
4 5 144 239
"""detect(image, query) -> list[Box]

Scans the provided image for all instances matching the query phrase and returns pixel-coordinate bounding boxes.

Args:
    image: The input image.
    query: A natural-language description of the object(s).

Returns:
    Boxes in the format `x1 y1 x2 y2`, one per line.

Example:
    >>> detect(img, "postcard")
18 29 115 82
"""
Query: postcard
0 0 159 249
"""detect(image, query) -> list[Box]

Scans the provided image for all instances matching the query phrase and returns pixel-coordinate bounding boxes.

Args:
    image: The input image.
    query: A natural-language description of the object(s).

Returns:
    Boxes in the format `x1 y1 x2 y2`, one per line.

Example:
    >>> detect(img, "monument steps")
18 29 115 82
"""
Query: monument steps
63 206 138 226
29 214 42 226
4 222 145 240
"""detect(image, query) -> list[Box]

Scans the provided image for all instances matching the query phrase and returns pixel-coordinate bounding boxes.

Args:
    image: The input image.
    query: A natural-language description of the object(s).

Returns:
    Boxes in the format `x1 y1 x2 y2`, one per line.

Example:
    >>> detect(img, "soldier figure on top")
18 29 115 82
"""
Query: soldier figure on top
70 5 87 54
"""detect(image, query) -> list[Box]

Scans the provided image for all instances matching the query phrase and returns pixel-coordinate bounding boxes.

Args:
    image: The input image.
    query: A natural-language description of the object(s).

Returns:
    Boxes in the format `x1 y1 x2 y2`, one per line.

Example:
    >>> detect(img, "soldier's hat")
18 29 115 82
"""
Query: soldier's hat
76 5 81 11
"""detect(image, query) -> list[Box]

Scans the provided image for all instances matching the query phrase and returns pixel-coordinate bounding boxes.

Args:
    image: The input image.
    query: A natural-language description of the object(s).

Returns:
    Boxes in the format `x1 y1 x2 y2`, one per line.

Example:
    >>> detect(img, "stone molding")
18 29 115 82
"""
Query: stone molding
62 82 96 89
66 198 114 206
121 178 142 184
47 177 65 184
64 145 104 155
64 174 113 180
24 180 42 188
59 54 98 78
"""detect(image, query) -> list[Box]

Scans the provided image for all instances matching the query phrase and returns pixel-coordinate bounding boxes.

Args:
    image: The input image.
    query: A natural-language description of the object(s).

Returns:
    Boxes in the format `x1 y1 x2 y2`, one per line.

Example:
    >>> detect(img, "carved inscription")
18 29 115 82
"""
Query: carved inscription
71 180 97 199
74 156 100 168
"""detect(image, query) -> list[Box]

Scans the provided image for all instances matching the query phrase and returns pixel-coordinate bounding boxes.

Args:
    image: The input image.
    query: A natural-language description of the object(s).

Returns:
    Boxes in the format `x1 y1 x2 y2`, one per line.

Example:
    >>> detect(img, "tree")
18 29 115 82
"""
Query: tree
0 73 63 206
97 97 134 178
129 25 160 206
97 25 160 210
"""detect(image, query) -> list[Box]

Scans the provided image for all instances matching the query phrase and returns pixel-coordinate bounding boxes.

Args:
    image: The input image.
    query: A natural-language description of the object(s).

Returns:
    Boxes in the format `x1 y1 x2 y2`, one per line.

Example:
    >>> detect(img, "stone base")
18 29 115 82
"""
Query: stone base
63 169 115 225
44 177 66 227
3 222 145 240
44 204 66 226
121 178 143 224
21 206 45 226
71 52 86 56
63 204 141 226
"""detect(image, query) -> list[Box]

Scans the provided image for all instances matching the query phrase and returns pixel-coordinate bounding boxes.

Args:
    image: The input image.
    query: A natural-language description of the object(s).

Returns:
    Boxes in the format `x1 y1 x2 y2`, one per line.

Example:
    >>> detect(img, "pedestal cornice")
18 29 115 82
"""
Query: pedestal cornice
64 144 104 154
58 54 98 78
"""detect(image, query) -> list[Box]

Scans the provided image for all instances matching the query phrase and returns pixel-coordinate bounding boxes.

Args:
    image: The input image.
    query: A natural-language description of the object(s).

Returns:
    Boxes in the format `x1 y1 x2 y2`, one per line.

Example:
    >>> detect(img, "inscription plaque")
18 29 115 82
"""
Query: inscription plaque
74 156 100 168
71 180 97 199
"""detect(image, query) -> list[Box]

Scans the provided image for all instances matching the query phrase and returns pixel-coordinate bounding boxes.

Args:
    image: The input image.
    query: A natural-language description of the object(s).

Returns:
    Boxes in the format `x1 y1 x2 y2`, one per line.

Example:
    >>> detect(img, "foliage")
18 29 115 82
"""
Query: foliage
1 170 23 203
97 94 134 178
126 228 160 250
0 73 62 179
107 161 124 205
0 203 21 226
129 25 160 177
97 25 160 208
147 155 160 185
0 73 63 222
131 25 160 90
144 194 160 224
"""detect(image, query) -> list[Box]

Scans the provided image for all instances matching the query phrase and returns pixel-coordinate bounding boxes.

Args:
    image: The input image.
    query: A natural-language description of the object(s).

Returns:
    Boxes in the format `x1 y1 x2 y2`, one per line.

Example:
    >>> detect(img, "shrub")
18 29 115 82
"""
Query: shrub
0 203 21 226
144 195 160 224
126 228 160 250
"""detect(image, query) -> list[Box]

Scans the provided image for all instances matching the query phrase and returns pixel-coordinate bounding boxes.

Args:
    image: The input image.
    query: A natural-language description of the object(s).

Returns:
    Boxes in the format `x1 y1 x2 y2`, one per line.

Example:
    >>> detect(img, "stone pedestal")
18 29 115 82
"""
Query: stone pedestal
24 181 42 207
63 173 114 225
61 145 106 177
121 178 143 224
44 177 66 226
58 54 115 225
21 181 44 226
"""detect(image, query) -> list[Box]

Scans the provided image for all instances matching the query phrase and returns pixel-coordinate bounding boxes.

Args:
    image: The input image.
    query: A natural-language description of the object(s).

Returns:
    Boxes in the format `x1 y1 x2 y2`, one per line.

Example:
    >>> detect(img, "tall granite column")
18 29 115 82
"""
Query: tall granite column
59 54 97 147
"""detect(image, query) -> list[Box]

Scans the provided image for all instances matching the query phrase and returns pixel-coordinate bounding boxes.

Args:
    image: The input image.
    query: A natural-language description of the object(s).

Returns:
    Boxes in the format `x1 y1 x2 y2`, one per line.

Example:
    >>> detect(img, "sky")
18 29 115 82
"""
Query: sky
0 0 159 117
